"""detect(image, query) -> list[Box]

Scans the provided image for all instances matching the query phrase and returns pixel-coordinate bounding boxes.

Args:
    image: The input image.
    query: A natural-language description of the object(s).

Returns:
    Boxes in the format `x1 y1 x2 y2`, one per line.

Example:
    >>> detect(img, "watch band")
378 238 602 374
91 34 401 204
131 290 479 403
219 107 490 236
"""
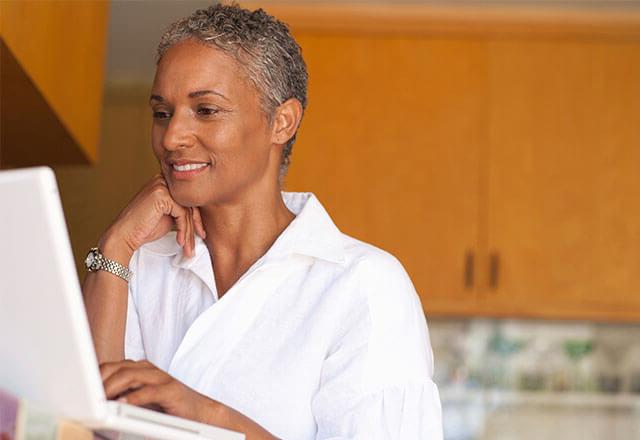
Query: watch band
85 247 133 283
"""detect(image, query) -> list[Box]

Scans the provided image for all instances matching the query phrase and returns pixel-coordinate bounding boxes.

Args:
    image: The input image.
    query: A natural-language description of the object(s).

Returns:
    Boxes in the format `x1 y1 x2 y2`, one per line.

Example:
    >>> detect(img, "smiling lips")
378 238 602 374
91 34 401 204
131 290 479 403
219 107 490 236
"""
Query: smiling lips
173 162 208 171
169 161 211 179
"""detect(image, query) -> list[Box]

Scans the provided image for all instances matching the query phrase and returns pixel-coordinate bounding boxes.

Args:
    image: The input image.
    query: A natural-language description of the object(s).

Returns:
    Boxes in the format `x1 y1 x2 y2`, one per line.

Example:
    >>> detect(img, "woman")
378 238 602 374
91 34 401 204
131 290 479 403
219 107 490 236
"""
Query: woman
83 4 442 439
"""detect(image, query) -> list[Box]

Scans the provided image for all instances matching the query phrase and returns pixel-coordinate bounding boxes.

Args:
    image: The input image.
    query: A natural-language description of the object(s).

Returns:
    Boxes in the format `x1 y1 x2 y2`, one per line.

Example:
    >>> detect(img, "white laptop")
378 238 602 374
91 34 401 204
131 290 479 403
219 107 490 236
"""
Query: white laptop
0 167 244 440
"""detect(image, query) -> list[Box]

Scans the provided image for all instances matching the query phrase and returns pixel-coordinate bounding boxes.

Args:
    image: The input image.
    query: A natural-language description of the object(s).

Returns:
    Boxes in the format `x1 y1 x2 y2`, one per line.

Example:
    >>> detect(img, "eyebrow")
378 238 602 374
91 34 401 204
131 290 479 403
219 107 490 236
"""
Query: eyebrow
149 89 229 103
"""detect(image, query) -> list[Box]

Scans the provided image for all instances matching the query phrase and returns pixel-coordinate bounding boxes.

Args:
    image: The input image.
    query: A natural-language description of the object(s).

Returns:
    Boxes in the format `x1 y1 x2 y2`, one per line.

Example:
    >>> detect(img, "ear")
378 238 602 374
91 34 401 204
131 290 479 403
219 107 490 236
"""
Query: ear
270 98 303 146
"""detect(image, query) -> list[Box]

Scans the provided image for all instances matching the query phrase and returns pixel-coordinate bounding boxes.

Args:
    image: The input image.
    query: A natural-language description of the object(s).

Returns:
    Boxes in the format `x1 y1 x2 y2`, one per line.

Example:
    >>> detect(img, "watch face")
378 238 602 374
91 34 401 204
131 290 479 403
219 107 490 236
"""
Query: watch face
85 252 95 269
85 250 99 270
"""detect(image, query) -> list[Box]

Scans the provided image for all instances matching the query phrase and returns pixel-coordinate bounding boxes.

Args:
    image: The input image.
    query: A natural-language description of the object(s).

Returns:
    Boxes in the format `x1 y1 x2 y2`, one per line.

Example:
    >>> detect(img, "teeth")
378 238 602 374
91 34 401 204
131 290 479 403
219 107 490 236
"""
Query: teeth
172 163 208 172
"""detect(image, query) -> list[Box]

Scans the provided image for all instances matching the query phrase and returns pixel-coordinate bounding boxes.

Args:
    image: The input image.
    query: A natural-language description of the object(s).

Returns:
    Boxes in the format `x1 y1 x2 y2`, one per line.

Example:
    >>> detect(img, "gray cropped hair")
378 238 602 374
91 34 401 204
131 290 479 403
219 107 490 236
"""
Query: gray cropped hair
156 2 308 181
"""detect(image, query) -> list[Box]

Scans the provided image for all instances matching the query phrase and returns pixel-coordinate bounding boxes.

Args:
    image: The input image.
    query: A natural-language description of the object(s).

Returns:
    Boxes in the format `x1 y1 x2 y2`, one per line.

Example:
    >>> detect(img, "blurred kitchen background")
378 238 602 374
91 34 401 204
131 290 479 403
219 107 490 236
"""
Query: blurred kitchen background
1 1 639 439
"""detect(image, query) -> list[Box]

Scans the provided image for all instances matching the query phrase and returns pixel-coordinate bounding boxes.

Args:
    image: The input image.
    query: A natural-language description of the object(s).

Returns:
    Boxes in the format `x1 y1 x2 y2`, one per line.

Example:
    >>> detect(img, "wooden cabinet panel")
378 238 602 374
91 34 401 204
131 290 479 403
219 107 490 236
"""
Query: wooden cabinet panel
0 0 108 165
287 35 489 315
275 5 640 321
485 41 640 321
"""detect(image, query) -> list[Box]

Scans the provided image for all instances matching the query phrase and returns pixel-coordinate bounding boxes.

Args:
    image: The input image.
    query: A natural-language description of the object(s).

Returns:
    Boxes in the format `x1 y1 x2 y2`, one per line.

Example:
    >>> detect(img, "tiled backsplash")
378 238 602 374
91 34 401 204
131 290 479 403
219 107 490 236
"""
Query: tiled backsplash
428 318 640 440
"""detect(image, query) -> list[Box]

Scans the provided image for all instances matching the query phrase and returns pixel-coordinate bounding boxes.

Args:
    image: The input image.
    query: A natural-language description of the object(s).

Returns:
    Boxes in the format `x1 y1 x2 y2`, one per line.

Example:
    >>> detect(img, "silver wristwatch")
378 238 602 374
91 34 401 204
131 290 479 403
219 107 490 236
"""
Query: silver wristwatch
85 247 133 283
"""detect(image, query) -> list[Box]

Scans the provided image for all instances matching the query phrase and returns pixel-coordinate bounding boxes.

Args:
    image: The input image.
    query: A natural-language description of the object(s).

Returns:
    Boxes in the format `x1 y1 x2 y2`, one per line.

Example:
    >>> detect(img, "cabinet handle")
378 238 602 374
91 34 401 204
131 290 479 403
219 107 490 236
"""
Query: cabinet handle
464 251 474 289
489 252 500 289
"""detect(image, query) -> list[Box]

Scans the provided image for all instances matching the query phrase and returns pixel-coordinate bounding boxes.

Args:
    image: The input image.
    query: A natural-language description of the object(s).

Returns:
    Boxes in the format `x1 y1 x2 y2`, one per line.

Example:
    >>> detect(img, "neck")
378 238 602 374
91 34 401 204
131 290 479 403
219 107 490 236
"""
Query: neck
199 184 295 267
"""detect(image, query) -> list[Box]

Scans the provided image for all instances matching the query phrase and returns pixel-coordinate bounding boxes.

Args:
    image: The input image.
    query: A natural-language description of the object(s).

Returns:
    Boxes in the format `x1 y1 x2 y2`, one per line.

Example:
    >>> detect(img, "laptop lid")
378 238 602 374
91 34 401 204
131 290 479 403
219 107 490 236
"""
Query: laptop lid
0 167 107 420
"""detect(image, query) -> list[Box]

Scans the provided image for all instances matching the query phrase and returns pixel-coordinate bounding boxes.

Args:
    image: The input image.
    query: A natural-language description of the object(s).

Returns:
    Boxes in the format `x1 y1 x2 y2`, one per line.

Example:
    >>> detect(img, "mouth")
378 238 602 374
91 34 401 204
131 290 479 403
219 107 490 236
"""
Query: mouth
167 161 211 180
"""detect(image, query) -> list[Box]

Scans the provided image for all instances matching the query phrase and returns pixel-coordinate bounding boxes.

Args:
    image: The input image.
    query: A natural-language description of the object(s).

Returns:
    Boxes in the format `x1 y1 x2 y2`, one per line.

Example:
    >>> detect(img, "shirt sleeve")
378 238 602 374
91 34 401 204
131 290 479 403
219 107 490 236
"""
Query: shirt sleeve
124 250 146 361
311 251 443 440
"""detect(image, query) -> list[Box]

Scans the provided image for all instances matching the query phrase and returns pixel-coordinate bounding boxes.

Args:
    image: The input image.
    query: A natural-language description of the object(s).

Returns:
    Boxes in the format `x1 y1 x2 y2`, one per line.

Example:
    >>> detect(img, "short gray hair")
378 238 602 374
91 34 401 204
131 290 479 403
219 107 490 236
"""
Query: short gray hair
156 2 308 181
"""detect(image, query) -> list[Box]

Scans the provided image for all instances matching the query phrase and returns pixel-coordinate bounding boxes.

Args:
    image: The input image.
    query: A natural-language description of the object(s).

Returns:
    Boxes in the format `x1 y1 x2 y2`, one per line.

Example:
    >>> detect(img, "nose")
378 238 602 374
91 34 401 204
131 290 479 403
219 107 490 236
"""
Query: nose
161 110 195 151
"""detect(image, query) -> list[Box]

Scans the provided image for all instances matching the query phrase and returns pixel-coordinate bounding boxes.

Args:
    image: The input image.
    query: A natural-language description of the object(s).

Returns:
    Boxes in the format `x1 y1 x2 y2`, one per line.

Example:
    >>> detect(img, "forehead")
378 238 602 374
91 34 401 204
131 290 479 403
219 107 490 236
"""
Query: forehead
152 38 253 101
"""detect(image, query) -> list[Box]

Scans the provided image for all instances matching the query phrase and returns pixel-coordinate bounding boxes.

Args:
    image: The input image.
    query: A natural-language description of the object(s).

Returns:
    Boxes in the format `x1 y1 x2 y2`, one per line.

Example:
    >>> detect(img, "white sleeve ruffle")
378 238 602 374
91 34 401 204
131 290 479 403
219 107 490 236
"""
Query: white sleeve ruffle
313 380 443 440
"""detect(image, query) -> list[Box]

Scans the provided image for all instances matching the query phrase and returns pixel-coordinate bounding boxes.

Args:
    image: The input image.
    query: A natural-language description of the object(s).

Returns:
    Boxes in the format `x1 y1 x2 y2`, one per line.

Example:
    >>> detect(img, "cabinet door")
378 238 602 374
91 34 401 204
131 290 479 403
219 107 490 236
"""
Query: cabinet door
286 34 488 315
485 40 640 321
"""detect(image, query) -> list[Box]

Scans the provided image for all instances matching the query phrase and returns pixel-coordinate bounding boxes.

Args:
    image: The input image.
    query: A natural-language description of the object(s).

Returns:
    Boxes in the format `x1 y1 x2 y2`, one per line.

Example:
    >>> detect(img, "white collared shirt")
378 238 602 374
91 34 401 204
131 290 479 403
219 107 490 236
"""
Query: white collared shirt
125 192 443 439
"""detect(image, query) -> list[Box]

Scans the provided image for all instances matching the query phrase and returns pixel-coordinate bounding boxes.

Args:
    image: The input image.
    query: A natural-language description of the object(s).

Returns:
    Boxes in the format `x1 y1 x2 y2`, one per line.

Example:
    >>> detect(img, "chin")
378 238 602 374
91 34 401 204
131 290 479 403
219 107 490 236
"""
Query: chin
169 186 207 208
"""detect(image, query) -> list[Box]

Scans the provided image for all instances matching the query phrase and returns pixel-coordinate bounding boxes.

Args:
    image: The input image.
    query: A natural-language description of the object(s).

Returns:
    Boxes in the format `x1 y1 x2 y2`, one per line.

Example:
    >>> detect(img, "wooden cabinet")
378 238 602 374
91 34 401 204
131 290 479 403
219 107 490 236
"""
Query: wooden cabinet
0 1 108 166
290 35 488 315
275 5 640 321
483 41 640 321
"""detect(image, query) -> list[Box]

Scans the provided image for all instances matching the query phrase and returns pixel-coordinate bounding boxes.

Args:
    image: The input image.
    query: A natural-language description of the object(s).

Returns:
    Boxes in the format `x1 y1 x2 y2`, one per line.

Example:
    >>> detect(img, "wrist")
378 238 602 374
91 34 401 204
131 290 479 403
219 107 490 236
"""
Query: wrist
98 230 135 267
199 397 234 428
198 396 278 439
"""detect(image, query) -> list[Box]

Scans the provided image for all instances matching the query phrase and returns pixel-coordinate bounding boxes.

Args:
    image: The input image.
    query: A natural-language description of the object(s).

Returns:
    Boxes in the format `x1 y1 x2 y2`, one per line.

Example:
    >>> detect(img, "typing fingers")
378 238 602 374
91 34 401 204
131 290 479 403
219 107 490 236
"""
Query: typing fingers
114 374 213 420
101 361 169 400
99 359 155 382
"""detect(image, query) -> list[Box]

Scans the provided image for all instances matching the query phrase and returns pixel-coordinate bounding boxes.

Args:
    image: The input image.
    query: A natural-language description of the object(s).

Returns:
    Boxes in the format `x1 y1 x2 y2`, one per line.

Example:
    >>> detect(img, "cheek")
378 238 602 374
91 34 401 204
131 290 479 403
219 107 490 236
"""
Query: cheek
207 122 268 170
227 129 271 177
151 125 164 159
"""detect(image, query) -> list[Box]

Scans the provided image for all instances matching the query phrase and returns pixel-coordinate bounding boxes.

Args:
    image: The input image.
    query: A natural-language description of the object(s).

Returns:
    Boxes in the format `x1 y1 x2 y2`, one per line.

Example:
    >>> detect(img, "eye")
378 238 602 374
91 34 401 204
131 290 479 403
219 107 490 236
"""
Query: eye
197 107 219 117
152 111 171 120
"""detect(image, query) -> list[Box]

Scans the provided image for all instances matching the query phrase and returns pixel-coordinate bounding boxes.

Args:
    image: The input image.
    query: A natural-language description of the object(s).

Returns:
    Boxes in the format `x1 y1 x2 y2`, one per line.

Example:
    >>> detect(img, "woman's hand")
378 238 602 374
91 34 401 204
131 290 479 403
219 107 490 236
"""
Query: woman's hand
102 360 280 439
100 360 219 422
100 174 206 262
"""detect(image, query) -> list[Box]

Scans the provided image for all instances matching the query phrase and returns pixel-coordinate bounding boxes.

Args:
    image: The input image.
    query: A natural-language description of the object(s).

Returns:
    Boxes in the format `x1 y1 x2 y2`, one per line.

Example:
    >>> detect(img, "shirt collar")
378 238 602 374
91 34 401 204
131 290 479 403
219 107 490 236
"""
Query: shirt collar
142 192 346 270
270 192 345 264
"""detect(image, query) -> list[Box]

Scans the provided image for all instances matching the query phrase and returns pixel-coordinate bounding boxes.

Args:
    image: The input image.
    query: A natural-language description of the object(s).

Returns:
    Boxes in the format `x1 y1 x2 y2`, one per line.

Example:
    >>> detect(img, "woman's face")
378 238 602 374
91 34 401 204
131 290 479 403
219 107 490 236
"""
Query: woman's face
150 38 277 207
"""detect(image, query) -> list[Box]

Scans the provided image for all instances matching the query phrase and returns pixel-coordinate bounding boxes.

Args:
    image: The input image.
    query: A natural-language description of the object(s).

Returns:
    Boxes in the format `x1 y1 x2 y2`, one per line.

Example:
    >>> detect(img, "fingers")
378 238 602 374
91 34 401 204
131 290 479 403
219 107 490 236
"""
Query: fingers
192 207 206 239
116 380 208 420
100 361 213 420
100 359 155 383
187 208 195 258
156 174 167 186
173 207 188 248
118 383 165 406
168 203 201 258
100 360 169 400
104 369 166 400
153 177 202 258
162 199 190 253
99 359 142 382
